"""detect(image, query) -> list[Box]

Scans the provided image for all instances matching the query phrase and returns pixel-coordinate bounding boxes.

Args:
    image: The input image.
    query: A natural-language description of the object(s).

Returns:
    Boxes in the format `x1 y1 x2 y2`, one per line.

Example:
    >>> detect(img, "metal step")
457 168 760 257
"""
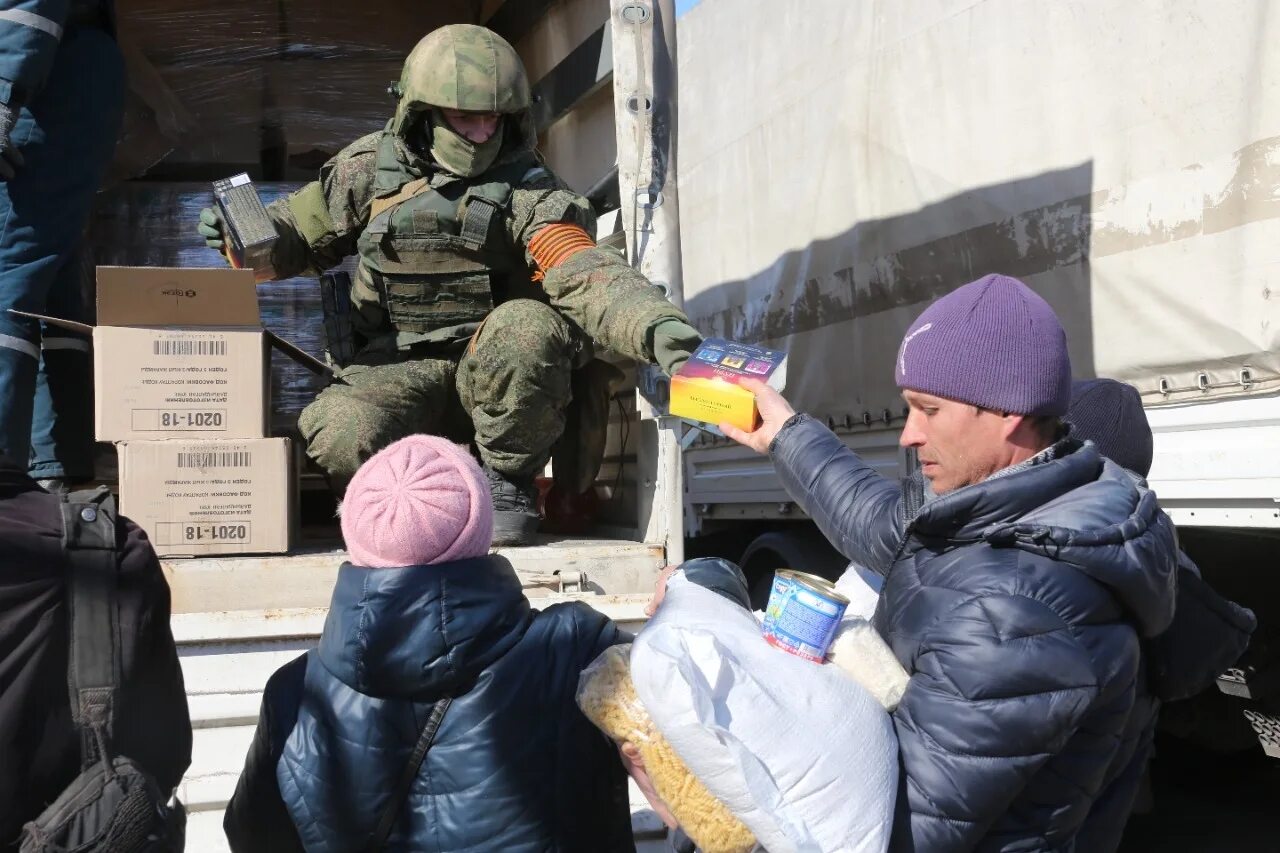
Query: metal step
171 598 652 650
162 538 665 614
1243 709 1280 759
1216 663 1280 702
183 724 253 812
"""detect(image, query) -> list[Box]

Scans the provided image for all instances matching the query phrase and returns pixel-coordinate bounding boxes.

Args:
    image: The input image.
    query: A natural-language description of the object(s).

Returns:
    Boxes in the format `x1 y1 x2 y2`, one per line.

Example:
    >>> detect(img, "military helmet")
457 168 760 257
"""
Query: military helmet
393 24 531 135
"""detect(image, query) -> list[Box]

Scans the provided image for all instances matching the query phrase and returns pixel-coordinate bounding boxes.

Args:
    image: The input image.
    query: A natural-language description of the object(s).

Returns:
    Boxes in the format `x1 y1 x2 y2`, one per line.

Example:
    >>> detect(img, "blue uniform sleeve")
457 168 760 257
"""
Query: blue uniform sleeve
0 0 71 106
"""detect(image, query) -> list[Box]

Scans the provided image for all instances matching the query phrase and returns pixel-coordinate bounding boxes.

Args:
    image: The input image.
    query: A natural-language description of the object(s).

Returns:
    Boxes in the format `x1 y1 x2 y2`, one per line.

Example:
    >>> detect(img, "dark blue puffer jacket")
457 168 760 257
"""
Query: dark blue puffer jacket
771 415 1179 853
222 555 635 853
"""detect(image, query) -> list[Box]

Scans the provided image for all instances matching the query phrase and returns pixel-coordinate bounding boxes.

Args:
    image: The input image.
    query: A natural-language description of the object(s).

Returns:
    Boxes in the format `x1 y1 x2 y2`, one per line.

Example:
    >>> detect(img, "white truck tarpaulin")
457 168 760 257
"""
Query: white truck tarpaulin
677 0 1280 420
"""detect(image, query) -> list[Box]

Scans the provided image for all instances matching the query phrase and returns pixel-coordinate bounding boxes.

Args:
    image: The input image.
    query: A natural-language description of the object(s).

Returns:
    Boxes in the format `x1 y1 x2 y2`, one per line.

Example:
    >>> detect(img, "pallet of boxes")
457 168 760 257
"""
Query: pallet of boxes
22 265 325 558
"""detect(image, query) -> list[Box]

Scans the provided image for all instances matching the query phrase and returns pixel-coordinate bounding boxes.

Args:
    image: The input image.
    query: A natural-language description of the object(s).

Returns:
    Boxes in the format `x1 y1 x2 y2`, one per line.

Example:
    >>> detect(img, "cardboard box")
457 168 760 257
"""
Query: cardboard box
14 266 332 442
97 267 268 440
118 437 295 557
669 338 788 432
95 324 267 439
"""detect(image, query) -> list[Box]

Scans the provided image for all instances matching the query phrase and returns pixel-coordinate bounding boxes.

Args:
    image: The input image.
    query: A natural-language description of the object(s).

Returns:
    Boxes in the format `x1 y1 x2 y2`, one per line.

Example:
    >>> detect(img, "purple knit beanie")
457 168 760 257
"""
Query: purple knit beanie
340 435 493 568
895 274 1072 416
1066 378 1154 477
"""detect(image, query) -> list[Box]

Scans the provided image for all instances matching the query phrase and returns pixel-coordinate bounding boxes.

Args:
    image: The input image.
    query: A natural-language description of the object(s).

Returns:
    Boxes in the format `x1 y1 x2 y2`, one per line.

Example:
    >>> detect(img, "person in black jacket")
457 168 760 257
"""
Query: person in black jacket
227 435 734 852
1065 378 1255 704
720 274 1180 852
0 452 191 850
1064 377 1257 791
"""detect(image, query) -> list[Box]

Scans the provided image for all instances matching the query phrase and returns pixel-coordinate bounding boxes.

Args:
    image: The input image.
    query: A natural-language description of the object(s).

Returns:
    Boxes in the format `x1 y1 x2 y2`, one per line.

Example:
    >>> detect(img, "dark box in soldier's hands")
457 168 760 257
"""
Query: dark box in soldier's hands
212 173 278 271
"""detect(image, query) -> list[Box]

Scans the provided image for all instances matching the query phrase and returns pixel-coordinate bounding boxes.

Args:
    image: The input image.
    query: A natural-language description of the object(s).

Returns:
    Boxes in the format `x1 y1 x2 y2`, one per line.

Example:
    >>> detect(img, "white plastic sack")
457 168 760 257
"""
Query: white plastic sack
825 566 909 711
631 575 899 853
835 564 883 615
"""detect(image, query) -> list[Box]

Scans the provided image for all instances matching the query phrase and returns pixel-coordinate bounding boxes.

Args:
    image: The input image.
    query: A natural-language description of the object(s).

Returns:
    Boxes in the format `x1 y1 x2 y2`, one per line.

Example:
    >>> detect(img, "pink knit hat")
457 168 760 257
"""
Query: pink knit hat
340 436 493 567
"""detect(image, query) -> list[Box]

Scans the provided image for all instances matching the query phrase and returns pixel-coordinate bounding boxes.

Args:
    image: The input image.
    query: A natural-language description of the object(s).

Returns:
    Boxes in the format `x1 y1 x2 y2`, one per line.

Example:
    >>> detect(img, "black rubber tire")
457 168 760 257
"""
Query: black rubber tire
740 529 847 609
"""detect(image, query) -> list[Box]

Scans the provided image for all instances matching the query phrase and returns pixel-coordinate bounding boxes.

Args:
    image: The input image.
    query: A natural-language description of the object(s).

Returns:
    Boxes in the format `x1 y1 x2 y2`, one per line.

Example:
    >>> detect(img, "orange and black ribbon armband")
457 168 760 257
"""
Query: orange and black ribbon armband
528 223 597 281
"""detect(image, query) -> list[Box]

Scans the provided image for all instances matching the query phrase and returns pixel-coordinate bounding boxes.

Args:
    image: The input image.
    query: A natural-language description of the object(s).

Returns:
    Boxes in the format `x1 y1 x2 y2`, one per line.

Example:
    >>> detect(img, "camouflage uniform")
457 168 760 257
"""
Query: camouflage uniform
256 26 692 493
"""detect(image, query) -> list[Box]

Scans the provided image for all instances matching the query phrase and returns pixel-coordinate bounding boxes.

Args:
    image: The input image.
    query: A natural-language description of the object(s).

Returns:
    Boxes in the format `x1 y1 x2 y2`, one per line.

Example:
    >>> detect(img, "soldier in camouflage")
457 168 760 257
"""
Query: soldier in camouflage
197 24 701 545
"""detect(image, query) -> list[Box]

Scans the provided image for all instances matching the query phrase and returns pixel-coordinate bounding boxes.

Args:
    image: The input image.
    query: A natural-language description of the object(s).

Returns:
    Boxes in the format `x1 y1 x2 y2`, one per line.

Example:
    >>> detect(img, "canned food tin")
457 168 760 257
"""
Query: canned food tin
762 569 850 663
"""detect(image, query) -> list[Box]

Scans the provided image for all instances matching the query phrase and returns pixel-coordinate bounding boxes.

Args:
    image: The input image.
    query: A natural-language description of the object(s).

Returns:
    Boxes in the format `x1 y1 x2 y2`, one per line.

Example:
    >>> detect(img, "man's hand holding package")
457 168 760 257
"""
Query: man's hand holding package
719 378 796 453
645 564 678 617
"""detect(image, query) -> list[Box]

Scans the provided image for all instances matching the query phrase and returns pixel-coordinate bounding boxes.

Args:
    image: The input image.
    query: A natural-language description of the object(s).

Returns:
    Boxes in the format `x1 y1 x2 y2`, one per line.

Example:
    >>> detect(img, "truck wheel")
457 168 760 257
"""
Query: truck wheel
740 529 848 609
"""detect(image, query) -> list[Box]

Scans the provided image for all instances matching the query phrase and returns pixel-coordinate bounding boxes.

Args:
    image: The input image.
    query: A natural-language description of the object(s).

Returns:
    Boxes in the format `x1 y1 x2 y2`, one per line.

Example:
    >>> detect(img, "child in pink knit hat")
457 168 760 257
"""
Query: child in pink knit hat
339 434 494 567
224 435 640 852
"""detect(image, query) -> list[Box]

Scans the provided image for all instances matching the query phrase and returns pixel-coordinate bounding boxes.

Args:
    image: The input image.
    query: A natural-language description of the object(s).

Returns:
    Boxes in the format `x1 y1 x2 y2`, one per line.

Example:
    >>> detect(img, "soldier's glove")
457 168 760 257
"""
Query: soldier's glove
0 103 25 181
197 207 229 254
649 319 703 376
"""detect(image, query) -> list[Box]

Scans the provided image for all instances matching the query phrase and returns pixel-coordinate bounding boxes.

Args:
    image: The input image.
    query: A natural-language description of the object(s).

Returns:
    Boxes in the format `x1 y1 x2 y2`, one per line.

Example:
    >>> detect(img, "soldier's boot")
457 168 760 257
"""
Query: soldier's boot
485 466 540 547
36 477 69 495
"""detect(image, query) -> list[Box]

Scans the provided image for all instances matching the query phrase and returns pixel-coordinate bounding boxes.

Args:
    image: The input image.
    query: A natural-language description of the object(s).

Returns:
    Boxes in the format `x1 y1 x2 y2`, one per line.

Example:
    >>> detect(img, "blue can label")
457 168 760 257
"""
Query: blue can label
762 571 848 662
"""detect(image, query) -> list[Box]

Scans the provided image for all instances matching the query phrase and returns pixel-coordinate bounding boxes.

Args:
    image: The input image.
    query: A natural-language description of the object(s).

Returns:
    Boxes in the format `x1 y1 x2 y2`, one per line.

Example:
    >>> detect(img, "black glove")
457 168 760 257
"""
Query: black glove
0 103 25 181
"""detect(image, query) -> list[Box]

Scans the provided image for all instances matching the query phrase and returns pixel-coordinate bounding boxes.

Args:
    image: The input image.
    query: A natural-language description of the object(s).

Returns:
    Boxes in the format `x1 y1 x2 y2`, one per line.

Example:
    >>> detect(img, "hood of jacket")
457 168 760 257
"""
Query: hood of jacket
318 555 534 700
910 442 1178 637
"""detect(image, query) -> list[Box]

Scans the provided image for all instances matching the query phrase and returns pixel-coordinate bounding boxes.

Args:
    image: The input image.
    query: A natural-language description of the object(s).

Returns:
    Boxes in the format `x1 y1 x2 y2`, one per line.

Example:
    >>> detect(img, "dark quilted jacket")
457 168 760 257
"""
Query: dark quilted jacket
223 555 635 853
771 415 1179 852
0 455 190 850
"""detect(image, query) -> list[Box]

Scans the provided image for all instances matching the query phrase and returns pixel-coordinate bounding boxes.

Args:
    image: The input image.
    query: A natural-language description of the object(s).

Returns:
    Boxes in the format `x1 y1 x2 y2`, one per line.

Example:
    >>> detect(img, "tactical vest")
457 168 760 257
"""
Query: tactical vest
355 132 541 338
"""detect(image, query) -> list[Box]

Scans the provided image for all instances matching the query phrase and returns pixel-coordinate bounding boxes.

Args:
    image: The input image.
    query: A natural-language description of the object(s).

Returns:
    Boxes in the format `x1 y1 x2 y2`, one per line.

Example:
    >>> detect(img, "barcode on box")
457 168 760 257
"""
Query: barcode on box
153 339 227 356
177 451 252 468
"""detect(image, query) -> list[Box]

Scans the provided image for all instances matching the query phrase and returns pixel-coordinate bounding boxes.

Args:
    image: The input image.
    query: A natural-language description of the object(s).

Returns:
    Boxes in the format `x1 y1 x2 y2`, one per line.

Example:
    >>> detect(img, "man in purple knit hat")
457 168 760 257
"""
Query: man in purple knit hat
721 274 1179 852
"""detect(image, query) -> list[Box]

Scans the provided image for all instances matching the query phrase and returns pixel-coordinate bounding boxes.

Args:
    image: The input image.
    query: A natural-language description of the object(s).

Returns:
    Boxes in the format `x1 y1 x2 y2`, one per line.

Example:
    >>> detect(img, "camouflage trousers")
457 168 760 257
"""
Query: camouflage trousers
298 299 581 492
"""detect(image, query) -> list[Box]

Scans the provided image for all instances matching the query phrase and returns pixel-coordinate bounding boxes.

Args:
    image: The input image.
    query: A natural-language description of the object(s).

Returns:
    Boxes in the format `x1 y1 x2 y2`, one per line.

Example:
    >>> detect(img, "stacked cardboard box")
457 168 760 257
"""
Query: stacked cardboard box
26 266 319 557
85 182 334 435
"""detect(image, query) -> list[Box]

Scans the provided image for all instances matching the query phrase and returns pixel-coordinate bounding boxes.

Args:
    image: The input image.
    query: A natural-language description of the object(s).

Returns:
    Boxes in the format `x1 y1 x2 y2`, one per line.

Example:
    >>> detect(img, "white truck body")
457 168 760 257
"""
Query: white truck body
676 0 1280 533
